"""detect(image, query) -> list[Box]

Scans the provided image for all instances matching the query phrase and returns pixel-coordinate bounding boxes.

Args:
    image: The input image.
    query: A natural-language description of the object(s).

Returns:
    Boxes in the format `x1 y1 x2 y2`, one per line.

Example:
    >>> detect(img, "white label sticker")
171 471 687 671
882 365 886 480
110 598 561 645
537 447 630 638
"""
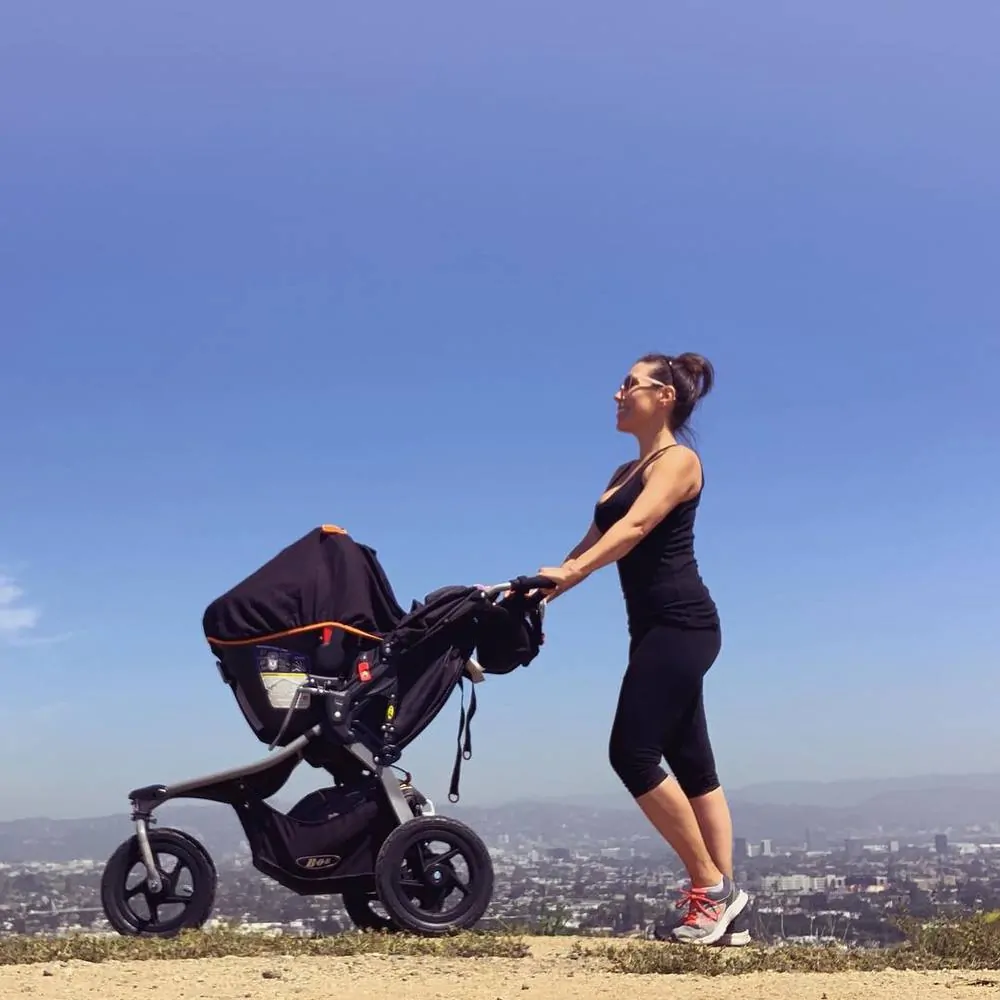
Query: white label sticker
261 672 311 710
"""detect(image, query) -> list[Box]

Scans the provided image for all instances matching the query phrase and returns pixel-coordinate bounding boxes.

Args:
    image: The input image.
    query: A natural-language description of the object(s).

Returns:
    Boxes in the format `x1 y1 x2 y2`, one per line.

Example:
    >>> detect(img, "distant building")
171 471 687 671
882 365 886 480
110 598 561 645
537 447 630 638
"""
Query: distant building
844 838 864 860
760 839 774 857
734 837 750 859
935 834 949 855
806 828 828 852
760 873 846 894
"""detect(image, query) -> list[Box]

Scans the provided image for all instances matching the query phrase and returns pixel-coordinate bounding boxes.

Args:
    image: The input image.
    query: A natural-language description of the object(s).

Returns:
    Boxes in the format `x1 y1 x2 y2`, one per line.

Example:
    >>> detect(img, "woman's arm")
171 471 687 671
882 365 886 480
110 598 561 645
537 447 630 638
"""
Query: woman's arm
541 521 603 602
564 521 602 562
543 447 701 591
540 462 628 601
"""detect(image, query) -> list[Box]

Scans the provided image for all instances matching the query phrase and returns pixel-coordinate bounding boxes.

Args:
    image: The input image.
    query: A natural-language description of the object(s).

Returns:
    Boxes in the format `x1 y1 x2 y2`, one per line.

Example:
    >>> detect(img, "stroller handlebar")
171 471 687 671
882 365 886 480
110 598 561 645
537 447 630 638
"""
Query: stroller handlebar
479 575 556 598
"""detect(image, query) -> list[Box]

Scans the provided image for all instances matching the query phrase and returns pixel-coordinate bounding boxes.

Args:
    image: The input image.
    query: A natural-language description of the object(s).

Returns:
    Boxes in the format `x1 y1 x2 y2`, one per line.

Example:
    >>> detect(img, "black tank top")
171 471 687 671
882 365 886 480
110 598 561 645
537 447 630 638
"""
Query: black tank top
593 446 720 634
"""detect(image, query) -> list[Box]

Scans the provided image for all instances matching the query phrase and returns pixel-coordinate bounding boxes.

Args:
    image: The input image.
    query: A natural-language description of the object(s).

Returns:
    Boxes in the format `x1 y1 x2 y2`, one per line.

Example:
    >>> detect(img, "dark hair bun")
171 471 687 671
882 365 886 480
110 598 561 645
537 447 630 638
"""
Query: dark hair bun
672 352 714 401
634 350 715 435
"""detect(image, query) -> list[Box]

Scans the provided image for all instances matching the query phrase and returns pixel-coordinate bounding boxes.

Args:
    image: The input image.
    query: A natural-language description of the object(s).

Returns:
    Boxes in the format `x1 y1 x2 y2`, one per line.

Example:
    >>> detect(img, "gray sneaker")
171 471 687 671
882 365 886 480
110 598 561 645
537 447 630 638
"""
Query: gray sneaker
669 875 749 946
652 886 752 946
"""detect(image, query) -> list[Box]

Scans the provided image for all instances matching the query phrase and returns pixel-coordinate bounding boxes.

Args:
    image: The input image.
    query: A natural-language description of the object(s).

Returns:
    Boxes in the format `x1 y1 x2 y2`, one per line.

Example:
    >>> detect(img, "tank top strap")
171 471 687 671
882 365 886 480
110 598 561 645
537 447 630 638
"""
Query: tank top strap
601 444 682 506
605 460 634 490
632 443 679 480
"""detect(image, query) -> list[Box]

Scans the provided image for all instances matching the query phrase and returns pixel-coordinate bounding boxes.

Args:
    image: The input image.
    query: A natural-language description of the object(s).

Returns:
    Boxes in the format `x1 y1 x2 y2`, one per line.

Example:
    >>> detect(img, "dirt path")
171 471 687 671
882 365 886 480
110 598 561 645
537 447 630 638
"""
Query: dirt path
2 937 998 1000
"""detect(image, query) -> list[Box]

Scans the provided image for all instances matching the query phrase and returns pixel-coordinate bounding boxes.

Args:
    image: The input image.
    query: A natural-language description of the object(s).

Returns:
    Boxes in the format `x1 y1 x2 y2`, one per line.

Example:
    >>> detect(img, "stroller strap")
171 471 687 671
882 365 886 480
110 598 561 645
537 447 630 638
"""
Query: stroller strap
448 677 477 803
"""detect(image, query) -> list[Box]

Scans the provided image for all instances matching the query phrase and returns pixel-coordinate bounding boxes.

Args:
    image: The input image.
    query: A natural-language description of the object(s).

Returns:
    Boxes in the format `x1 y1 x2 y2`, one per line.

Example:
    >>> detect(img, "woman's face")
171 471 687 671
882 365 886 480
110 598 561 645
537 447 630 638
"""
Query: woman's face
614 361 673 434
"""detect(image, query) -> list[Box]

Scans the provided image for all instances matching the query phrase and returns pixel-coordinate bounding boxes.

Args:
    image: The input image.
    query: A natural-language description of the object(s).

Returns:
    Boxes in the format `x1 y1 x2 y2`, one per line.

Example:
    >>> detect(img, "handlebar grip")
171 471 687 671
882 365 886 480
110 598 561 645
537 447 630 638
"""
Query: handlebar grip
508 575 558 592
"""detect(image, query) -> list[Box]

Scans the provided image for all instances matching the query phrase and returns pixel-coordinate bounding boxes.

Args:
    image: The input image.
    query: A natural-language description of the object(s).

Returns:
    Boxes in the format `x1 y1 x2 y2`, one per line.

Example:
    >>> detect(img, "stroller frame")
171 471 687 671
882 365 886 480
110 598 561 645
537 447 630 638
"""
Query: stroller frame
126 727 415 896
101 578 546 938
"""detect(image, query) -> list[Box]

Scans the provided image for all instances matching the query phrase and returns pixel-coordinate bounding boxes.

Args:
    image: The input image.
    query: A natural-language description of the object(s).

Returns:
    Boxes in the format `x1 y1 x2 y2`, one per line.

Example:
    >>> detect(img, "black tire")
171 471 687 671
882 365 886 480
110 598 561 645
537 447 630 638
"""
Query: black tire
374 815 493 935
342 877 446 934
341 889 399 933
163 829 218 878
101 827 217 937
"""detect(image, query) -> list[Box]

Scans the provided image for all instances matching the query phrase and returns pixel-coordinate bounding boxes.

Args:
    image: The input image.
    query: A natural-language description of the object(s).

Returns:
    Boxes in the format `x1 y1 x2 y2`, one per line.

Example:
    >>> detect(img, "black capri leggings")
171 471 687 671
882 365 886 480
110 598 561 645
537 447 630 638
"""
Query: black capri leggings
608 624 722 800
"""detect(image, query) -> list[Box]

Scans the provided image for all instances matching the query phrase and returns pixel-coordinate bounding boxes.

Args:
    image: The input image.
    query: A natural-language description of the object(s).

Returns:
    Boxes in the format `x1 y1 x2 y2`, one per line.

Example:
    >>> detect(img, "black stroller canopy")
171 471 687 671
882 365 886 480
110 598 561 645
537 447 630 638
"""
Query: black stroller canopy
203 524 406 647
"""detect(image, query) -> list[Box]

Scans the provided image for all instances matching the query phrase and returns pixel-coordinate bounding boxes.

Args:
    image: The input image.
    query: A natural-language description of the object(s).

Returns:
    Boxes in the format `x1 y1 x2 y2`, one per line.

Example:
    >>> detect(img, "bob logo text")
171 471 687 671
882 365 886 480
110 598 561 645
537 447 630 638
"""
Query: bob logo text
295 855 341 871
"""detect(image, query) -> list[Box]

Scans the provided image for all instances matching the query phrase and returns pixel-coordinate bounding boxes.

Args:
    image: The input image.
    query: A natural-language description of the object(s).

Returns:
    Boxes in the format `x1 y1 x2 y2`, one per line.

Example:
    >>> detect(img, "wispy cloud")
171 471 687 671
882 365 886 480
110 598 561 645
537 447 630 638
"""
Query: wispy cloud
0 573 76 647
0 575 40 639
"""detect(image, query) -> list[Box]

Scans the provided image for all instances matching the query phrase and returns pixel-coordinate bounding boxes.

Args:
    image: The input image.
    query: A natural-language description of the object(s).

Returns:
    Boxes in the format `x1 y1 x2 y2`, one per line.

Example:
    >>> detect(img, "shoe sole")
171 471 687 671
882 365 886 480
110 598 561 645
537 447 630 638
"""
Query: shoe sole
649 928 752 947
675 888 749 946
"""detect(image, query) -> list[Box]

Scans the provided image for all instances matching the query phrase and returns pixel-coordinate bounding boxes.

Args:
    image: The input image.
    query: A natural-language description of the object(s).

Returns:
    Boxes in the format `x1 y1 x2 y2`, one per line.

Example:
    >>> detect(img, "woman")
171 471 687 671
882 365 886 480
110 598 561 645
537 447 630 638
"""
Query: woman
536 352 748 946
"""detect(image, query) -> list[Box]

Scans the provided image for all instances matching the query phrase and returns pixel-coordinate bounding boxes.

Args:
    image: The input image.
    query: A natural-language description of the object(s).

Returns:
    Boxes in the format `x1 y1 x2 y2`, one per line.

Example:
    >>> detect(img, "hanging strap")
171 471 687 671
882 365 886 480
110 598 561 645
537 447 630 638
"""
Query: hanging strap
448 677 478 803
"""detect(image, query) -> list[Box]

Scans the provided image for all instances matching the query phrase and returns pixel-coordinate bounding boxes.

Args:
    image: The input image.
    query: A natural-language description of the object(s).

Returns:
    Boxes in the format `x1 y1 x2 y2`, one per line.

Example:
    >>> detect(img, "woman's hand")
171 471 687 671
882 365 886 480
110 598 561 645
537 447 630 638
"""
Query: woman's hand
534 560 586 600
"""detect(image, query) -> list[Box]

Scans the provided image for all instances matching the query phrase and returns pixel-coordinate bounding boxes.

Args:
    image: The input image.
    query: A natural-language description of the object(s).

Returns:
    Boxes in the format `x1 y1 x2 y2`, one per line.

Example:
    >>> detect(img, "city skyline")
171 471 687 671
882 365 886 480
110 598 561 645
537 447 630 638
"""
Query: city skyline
2 798 996 944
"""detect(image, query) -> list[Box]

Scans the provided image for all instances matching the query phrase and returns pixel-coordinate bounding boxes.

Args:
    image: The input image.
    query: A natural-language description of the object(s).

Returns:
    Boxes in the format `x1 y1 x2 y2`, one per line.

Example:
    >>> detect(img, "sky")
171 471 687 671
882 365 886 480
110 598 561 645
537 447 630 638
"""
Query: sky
1 1 998 821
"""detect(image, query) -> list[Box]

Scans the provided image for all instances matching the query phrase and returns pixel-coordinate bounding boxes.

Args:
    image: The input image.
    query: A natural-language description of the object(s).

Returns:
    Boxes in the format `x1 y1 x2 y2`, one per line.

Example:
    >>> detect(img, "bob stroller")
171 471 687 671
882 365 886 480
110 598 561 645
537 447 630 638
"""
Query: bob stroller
100 524 550 937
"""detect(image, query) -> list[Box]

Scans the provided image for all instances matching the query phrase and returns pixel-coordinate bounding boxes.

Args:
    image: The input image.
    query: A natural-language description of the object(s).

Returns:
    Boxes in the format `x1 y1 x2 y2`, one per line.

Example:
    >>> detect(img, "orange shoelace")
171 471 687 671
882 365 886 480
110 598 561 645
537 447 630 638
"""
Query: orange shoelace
678 887 721 925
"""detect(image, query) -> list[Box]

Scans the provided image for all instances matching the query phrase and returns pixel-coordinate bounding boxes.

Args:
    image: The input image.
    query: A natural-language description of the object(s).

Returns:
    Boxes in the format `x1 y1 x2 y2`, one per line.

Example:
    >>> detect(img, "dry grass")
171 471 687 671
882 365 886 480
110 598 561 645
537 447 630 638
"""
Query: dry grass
574 912 1000 975
4 913 1000 975
0 927 529 966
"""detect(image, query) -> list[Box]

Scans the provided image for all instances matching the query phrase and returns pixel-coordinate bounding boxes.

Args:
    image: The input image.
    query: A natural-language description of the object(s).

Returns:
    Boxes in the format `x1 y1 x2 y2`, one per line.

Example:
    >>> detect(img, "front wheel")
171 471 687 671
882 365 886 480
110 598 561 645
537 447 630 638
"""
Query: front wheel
101 828 217 937
374 815 493 935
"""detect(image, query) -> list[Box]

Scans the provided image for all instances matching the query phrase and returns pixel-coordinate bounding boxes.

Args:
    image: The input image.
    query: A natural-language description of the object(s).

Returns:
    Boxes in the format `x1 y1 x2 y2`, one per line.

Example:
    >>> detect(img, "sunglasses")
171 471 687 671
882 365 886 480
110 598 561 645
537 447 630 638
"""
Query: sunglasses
617 373 669 396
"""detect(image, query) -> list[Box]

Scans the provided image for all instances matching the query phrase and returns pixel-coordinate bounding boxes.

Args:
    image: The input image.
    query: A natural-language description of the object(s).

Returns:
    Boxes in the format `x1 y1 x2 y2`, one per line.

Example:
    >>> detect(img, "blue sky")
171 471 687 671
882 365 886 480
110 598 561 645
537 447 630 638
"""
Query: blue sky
1 1 998 820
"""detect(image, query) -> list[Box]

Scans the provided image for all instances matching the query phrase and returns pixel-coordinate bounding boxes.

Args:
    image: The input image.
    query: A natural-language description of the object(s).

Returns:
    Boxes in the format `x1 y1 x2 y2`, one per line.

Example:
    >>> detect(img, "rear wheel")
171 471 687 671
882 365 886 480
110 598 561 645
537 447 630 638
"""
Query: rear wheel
101 828 216 937
374 815 493 935
341 889 398 932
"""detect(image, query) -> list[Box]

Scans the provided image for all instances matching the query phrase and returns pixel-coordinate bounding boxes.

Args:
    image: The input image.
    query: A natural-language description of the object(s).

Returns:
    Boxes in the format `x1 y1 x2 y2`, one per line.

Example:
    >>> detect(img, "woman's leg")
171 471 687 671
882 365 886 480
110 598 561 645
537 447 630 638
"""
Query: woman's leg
633 778 722 887
663 690 735 879
608 625 746 944
690 789 734 878
607 627 723 884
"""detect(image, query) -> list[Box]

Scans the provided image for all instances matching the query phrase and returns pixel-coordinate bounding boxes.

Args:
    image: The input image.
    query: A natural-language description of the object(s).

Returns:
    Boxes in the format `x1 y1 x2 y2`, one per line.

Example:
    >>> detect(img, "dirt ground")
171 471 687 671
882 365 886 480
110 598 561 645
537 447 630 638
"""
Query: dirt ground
2 937 999 1000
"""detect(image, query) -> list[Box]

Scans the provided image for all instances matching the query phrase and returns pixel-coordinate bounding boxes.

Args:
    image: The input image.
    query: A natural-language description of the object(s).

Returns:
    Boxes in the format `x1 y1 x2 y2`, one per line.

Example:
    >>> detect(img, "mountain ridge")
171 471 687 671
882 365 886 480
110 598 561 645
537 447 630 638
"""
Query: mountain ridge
2 772 1000 863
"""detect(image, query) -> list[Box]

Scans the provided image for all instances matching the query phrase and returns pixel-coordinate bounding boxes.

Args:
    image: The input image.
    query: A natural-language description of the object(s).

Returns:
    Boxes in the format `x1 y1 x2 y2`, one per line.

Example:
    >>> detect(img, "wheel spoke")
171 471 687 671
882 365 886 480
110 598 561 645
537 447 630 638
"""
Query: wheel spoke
164 863 189 893
433 848 462 867
405 846 430 875
445 871 471 896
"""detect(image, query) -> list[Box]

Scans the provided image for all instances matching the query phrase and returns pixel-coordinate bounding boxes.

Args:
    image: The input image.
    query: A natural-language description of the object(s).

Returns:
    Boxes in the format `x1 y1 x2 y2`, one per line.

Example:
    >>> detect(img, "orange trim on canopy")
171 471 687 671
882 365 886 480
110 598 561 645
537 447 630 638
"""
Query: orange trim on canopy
321 524 347 535
206 620 381 647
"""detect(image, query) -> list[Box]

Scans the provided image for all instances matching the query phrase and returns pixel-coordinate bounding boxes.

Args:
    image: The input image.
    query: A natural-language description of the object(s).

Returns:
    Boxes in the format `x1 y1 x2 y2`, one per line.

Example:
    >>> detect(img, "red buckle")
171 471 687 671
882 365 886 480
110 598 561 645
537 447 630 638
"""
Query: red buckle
357 657 372 683
321 626 333 645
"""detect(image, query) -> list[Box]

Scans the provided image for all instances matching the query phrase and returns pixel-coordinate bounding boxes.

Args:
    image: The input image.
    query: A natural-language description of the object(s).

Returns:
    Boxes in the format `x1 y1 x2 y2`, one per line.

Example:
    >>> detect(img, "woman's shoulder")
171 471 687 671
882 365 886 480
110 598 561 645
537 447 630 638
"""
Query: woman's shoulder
640 443 704 493
646 443 701 472
603 444 702 491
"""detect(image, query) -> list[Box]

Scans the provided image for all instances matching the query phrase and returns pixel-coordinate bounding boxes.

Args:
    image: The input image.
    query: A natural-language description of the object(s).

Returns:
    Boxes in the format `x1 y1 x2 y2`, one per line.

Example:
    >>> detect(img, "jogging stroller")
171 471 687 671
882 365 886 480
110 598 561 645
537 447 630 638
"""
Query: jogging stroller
100 524 549 938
